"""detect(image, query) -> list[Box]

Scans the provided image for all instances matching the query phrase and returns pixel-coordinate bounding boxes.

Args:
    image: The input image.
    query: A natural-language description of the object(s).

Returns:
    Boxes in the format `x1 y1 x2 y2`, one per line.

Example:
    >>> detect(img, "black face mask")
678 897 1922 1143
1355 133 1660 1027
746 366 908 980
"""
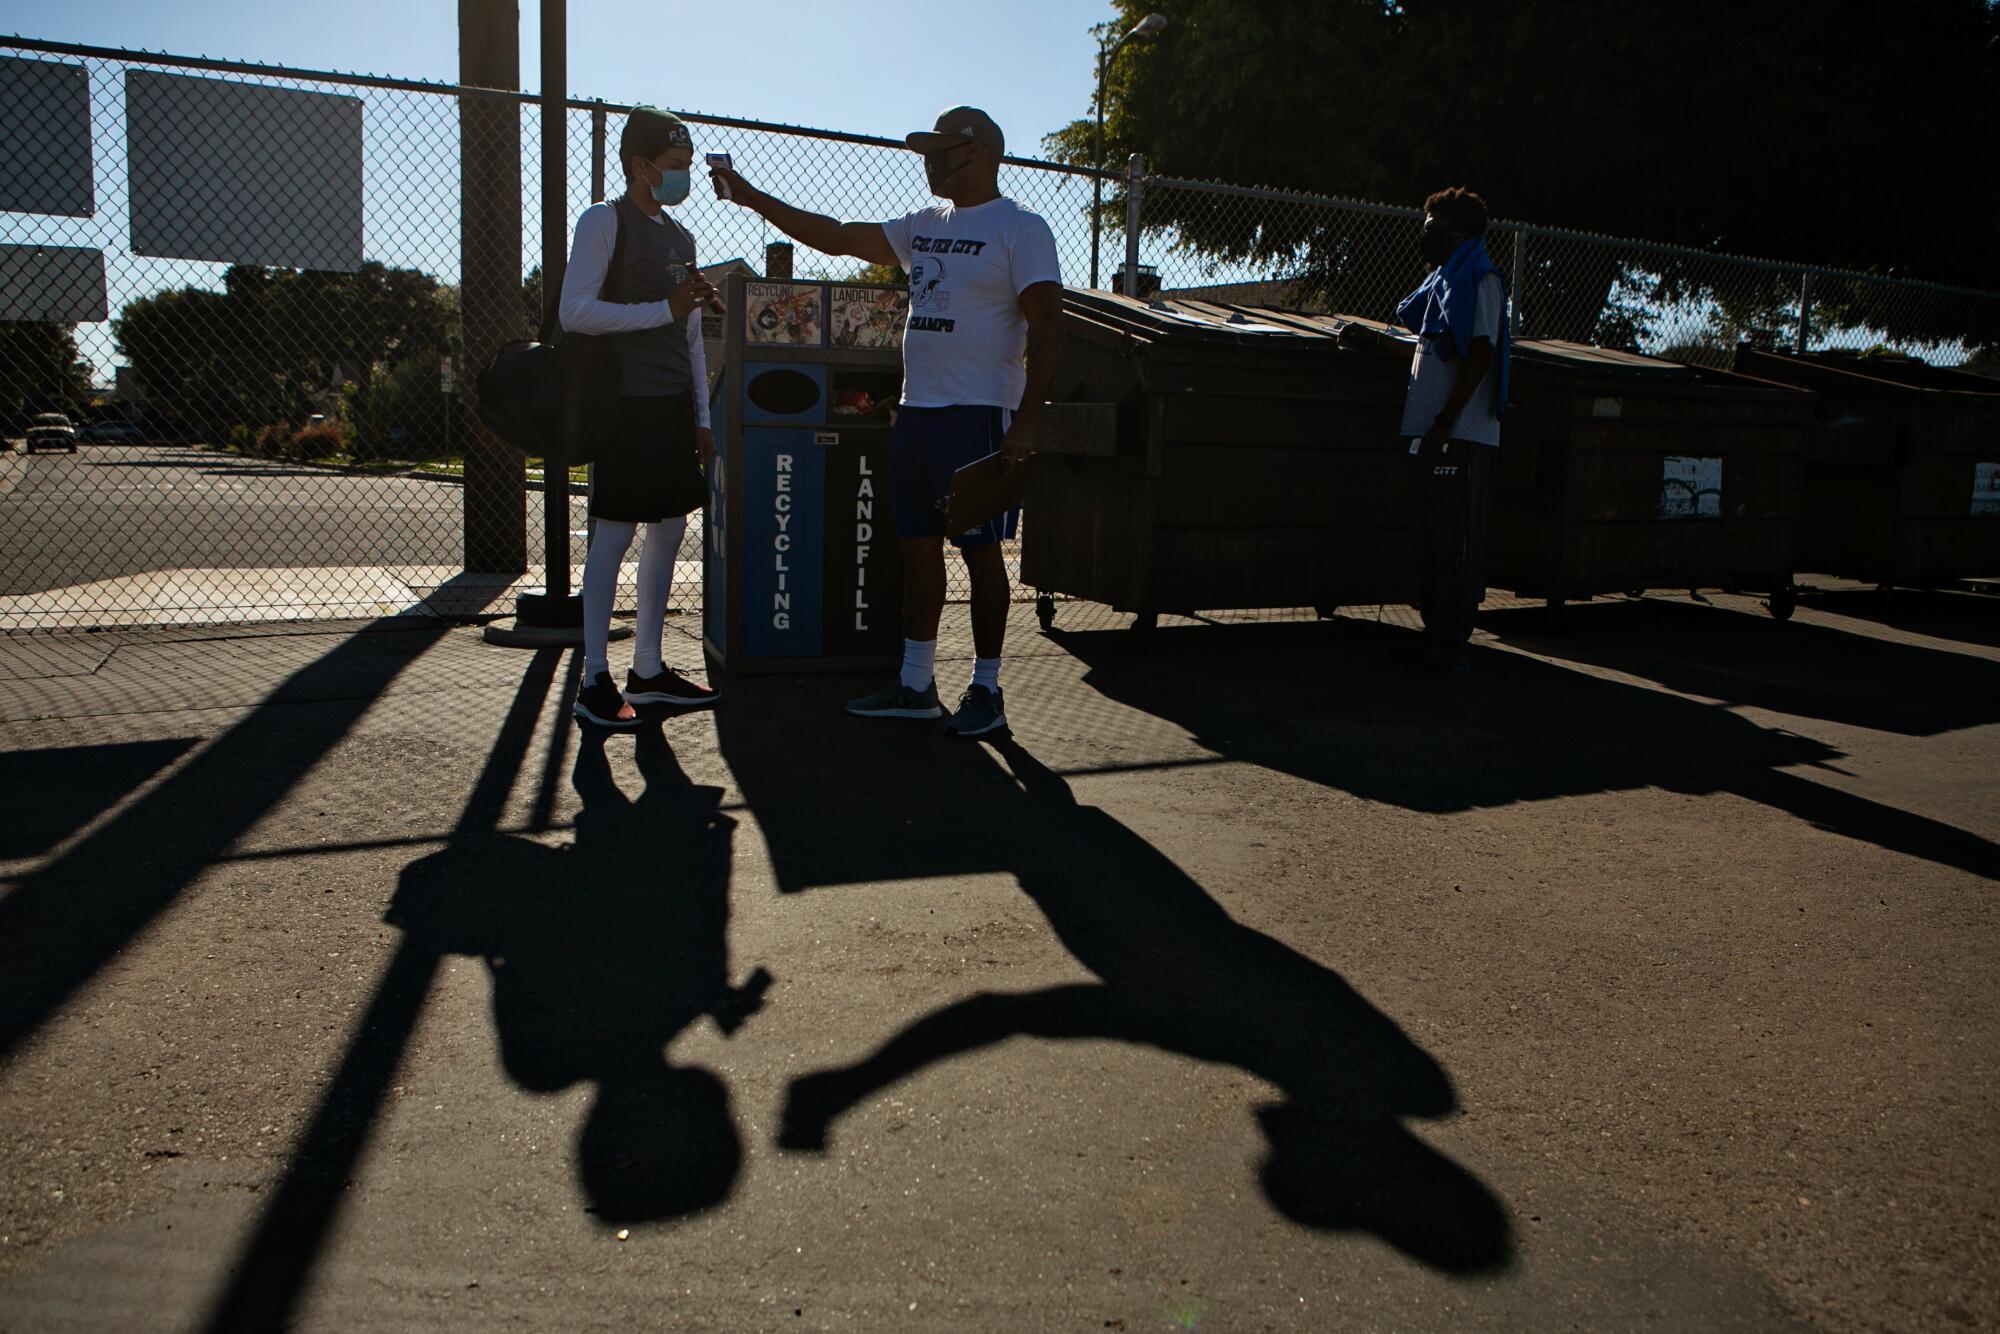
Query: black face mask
1419 218 1459 266
924 143 977 195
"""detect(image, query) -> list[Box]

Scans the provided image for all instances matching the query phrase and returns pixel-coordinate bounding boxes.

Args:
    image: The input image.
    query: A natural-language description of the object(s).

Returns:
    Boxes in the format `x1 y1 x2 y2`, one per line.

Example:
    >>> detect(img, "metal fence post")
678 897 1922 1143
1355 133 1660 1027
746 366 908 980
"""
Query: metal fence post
1124 153 1144 299
589 99 605 202
1796 269 1815 355
535 0 575 618
458 0 527 577
1510 225 1525 338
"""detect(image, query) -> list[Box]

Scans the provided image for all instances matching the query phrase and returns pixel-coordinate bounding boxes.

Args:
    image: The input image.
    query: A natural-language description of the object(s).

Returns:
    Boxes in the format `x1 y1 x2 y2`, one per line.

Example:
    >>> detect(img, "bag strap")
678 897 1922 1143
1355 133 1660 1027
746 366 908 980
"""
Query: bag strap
539 198 627 344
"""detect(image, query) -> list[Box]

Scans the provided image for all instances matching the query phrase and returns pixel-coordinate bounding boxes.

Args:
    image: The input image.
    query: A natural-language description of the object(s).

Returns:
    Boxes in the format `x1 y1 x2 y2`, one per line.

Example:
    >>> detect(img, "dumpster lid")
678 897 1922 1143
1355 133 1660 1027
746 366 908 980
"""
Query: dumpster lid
1735 346 2000 398
1513 337 1700 379
1064 289 1342 345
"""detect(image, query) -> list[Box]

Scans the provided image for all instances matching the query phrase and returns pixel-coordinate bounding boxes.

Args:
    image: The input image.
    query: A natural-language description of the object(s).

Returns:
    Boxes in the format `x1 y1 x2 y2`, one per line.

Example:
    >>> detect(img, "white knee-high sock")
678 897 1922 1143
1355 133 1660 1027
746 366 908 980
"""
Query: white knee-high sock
582 519 636 679
632 515 687 677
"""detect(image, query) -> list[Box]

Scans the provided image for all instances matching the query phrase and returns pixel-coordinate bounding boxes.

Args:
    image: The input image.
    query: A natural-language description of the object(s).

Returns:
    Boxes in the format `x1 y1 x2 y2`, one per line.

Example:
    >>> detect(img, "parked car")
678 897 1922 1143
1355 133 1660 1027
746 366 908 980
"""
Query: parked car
24 413 78 454
78 420 144 444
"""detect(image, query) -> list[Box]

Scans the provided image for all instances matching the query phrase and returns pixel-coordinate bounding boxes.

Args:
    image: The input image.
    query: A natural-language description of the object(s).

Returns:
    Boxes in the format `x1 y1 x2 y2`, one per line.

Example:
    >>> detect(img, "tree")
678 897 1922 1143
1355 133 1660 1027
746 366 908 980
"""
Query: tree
1051 0 2000 345
0 322 92 425
114 262 453 442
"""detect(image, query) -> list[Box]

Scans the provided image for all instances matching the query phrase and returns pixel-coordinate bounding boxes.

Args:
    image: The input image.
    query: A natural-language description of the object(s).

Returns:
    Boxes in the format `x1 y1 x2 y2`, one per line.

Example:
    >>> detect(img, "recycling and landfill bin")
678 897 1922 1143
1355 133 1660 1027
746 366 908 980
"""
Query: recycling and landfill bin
1481 336 1817 619
703 274 910 673
1025 291 1414 633
1731 348 2000 588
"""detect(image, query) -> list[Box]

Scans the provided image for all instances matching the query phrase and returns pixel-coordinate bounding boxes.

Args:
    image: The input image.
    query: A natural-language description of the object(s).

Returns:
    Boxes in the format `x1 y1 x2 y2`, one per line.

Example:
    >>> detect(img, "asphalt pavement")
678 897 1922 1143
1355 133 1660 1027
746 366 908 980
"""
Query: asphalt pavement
0 588 1996 1332
0 441 614 597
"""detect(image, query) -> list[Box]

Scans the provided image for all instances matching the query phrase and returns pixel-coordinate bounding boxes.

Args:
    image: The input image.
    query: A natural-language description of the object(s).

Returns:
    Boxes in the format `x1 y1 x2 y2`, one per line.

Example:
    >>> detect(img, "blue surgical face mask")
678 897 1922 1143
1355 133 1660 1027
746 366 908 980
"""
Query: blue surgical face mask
650 165 691 206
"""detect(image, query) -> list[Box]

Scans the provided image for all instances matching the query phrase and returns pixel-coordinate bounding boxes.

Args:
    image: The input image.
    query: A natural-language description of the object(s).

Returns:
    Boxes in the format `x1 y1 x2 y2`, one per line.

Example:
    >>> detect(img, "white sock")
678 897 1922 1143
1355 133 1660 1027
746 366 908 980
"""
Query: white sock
899 638 937 692
971 656 1001 692
581 519 636 680
631 516 686 678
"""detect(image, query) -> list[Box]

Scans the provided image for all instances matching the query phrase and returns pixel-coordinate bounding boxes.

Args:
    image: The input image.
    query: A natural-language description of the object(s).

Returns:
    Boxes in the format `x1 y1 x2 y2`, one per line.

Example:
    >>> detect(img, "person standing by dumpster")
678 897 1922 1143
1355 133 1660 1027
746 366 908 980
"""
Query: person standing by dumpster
708 107 1063 738
561 105 724 728
1346 187 1510 676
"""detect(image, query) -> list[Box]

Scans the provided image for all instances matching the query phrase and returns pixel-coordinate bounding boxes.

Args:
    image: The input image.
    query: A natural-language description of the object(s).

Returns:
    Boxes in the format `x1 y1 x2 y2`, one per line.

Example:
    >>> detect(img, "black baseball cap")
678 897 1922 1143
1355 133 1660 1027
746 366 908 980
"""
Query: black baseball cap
621 105 691 161
905 106 1004 157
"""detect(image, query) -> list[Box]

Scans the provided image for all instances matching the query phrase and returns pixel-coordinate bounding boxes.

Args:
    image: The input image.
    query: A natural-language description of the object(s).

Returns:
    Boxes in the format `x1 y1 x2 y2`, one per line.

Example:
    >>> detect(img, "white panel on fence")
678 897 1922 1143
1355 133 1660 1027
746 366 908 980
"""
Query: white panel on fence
124 70 363 272
1973 462 2000 517
0 56 94 217
1660 456 1723 519
0 244 108 321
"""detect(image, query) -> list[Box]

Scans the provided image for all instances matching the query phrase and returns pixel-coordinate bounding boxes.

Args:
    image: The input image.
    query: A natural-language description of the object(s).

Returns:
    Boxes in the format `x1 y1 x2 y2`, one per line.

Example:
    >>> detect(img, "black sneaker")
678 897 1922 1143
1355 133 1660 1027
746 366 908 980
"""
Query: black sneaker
624 665 720 708
844 679 944 719
943 685 1008 737
574 671 639 727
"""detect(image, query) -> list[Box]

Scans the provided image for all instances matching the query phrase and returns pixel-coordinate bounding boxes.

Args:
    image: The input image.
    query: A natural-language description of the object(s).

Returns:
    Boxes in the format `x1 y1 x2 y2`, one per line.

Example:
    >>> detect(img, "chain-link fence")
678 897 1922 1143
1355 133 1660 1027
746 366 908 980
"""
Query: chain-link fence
0 39 1108 631
1133 173 2000 369
2 38 1995 632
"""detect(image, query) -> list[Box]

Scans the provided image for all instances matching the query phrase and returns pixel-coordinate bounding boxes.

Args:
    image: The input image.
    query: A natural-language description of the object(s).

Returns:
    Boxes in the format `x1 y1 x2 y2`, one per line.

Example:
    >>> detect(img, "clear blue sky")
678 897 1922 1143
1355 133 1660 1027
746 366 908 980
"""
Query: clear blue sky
0 0 1117 156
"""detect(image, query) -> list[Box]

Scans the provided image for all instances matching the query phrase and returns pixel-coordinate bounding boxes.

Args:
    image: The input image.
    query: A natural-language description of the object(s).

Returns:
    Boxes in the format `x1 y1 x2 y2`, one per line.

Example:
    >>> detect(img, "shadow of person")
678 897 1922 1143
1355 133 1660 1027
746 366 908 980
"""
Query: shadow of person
386 724 766 1224
714 685 1508 1274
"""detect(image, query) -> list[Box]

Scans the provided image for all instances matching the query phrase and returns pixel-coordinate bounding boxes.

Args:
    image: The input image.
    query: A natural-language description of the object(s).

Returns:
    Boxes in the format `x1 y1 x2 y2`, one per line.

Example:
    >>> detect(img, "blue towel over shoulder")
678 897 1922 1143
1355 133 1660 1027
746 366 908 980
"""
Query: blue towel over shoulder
1396 236 1510 419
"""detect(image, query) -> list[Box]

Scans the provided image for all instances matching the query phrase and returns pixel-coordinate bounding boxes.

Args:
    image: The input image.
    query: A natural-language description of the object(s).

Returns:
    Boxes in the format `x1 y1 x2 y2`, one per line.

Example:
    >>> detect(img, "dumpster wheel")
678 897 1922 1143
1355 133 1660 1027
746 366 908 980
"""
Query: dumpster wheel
1035 593 1056 633
1766 586 1797 621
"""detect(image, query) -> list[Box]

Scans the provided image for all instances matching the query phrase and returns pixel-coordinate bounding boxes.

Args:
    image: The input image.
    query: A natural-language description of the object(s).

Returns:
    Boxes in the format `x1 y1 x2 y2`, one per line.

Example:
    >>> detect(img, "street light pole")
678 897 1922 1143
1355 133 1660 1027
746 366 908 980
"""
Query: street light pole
1092 39 1107 290
1090 13 1167 291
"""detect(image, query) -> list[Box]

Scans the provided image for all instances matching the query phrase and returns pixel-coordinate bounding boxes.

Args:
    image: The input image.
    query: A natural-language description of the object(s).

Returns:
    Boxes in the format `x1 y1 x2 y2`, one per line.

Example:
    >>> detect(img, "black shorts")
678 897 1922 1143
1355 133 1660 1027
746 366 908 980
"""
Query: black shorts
590 393 705 523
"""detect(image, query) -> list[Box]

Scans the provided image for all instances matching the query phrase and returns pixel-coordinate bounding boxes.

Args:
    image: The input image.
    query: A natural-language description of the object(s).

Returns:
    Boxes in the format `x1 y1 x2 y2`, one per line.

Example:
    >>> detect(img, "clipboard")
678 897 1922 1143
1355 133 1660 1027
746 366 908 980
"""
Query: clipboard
946 451 1031 534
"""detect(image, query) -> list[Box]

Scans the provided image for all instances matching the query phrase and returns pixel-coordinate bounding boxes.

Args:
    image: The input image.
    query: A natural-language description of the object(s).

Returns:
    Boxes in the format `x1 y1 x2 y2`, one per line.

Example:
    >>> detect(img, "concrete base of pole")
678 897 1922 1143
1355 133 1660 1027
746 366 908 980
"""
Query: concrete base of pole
482 618 627 648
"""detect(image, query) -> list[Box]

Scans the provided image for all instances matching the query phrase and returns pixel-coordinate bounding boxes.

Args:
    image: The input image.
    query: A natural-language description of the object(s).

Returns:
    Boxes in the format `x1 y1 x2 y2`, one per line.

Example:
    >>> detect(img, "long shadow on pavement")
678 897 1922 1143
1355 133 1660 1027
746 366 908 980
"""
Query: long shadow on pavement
1794 586 2000 653
1059 618 1999 883
200 652 765 1330
0 602 494 1064
716 682 1511 1275
1481 597 2000 737
0 738 197 860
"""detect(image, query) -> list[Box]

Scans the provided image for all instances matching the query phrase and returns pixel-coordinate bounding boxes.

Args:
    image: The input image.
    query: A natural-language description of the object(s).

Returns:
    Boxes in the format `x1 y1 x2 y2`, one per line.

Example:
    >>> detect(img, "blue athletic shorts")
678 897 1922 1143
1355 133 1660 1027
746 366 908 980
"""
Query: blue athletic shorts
889 404 1019 550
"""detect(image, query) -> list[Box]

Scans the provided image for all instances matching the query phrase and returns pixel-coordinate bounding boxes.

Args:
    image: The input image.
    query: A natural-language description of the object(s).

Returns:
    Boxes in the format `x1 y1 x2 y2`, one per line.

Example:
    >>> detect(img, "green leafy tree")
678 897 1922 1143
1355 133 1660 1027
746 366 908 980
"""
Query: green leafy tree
114 262 453 441
0 322 93 425
1051 0 2000 346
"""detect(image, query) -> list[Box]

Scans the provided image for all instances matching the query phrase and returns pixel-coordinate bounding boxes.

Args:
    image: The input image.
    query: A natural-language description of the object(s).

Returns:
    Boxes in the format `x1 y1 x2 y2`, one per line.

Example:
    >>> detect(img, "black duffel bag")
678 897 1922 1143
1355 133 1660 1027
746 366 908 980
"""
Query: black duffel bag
474 204 627 465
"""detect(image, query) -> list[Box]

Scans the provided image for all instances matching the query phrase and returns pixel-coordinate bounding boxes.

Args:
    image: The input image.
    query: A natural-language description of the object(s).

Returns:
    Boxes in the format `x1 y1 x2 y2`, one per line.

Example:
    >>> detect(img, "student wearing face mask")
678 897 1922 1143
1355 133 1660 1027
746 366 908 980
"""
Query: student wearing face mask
1345 186 1511 677
559 105 723 727
708 107 1062 739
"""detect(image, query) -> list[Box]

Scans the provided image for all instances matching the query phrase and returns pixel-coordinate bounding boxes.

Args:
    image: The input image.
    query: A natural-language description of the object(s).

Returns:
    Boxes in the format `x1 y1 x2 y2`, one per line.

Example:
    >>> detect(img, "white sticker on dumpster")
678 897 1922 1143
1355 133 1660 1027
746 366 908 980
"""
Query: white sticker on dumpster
1974 462 2000 516
1661 456 1722 519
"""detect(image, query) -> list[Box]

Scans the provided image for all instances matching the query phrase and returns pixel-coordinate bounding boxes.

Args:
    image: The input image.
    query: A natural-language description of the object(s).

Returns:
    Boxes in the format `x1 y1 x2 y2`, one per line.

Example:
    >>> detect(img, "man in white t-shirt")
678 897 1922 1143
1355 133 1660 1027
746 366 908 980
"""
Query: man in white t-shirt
710 107 1062 736
1344 186 1510 675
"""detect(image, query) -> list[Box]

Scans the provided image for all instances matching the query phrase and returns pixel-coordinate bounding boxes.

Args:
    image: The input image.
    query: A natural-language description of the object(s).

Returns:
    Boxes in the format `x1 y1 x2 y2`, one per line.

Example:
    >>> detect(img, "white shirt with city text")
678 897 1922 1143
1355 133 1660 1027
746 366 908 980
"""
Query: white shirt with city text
880 196 1061 409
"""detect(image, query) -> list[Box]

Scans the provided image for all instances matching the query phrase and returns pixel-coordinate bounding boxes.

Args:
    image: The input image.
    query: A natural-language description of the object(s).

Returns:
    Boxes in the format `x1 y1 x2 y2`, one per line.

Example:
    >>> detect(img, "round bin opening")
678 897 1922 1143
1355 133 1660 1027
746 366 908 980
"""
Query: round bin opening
747 369 822 417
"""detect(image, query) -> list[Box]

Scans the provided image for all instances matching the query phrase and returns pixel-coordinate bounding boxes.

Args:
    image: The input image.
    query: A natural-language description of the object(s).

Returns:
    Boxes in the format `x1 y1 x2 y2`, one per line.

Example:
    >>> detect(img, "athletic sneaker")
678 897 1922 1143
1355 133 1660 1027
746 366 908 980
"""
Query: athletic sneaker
575 671 639 728
624 665 719 708
944 685 1008 738
844 679 943 719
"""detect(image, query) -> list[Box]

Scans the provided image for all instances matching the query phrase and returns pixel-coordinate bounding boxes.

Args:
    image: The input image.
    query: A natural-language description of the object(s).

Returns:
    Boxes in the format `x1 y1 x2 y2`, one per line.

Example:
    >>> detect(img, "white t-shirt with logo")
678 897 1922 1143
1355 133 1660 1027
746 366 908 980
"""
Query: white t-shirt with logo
880 196 1061 409
1399 272 1505 446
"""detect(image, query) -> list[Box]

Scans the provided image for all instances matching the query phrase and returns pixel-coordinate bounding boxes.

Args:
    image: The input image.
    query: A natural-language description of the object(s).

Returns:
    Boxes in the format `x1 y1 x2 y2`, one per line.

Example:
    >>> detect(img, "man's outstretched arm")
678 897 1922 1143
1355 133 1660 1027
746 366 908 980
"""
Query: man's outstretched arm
709 165 898 268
